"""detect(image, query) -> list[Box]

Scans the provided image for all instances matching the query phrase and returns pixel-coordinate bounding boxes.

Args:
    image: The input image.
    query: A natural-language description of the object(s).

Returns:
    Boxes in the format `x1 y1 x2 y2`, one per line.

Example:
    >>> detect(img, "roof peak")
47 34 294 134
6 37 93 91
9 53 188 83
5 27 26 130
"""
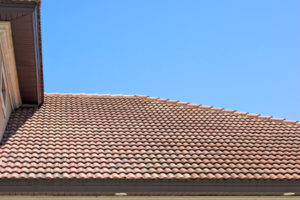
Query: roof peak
45 93 300 127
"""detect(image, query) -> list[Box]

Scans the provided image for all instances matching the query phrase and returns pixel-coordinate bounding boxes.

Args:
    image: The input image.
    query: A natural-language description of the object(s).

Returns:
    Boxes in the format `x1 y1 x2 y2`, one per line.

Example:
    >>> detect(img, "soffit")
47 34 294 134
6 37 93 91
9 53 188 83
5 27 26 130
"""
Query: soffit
0 0 43 105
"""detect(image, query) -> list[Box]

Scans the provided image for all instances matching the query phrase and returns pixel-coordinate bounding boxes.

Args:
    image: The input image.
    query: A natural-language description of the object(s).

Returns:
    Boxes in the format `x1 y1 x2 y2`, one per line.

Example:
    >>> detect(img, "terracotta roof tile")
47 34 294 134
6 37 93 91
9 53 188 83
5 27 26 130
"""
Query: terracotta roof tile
0 93 299 181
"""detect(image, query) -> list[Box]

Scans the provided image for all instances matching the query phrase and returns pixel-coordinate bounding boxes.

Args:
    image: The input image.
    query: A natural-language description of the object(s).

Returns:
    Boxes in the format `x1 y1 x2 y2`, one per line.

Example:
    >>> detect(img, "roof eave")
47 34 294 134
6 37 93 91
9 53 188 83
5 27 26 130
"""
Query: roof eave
0 179 299 195
0 0 43 105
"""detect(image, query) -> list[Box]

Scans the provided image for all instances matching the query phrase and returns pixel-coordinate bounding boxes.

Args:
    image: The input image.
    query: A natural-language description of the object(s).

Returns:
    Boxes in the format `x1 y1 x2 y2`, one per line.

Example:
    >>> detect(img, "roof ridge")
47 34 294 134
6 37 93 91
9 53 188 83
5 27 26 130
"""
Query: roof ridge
45 93 136 98
44 93 300 127
135 95 300 127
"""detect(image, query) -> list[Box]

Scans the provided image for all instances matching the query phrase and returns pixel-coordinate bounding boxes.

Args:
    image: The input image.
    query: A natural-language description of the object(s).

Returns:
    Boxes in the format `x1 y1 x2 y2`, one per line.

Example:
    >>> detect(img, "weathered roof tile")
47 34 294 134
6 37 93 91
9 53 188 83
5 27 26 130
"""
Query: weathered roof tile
0 93 299 181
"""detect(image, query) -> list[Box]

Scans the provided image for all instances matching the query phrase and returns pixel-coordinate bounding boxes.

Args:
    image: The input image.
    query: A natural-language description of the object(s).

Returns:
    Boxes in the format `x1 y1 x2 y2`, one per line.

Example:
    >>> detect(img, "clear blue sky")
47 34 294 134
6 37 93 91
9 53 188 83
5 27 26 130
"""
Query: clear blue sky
42 0 300 121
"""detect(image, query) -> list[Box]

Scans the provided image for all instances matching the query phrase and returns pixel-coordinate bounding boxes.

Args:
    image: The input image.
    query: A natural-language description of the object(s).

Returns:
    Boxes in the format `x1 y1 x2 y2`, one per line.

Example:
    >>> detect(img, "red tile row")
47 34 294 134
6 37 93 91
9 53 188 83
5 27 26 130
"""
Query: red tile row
0 94 299 180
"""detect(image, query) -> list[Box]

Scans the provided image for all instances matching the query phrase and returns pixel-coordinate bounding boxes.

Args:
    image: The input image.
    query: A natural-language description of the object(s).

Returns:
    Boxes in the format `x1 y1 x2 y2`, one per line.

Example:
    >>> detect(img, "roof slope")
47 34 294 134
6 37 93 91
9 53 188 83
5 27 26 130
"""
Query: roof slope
0 94 299 180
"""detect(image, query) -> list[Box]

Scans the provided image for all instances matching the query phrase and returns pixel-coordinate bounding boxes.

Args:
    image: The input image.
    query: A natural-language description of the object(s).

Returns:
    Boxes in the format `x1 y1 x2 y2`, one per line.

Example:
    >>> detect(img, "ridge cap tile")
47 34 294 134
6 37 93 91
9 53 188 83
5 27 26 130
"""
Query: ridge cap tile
142 95 299 127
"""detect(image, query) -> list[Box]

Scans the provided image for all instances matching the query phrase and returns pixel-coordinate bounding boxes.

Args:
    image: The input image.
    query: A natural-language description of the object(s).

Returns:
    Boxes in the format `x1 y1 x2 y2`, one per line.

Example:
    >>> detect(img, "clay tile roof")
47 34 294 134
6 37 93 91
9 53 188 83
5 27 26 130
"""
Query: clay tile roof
0 93 299 181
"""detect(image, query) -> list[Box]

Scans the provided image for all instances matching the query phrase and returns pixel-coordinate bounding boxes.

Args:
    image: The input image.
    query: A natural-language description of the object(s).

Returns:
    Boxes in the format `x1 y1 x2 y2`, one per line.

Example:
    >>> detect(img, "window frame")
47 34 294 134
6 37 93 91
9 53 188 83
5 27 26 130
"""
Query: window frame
0 58 7 117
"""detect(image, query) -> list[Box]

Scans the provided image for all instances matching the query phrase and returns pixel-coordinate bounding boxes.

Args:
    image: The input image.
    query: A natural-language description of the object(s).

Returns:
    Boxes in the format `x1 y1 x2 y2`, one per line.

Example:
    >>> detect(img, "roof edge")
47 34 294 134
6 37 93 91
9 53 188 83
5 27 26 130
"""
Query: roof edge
0 0 40 4
45 93 300 127
0 178 299 195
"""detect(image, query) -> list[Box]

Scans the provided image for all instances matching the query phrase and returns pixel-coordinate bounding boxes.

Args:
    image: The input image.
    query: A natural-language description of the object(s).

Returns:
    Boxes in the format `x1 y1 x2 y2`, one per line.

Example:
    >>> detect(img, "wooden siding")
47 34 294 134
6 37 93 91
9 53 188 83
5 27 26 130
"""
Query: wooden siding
0 22 22 139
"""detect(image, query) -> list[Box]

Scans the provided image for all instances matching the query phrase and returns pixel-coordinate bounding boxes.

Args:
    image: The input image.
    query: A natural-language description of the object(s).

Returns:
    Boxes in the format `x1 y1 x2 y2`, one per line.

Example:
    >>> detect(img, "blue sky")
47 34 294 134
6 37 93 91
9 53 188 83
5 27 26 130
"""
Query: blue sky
42 0 300 121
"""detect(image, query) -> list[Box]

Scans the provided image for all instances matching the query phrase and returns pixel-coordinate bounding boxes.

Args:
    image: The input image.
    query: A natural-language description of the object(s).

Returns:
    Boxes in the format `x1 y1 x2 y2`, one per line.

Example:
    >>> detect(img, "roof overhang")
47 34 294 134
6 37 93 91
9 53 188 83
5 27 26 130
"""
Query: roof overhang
0 179 299 195
0 0 43 105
